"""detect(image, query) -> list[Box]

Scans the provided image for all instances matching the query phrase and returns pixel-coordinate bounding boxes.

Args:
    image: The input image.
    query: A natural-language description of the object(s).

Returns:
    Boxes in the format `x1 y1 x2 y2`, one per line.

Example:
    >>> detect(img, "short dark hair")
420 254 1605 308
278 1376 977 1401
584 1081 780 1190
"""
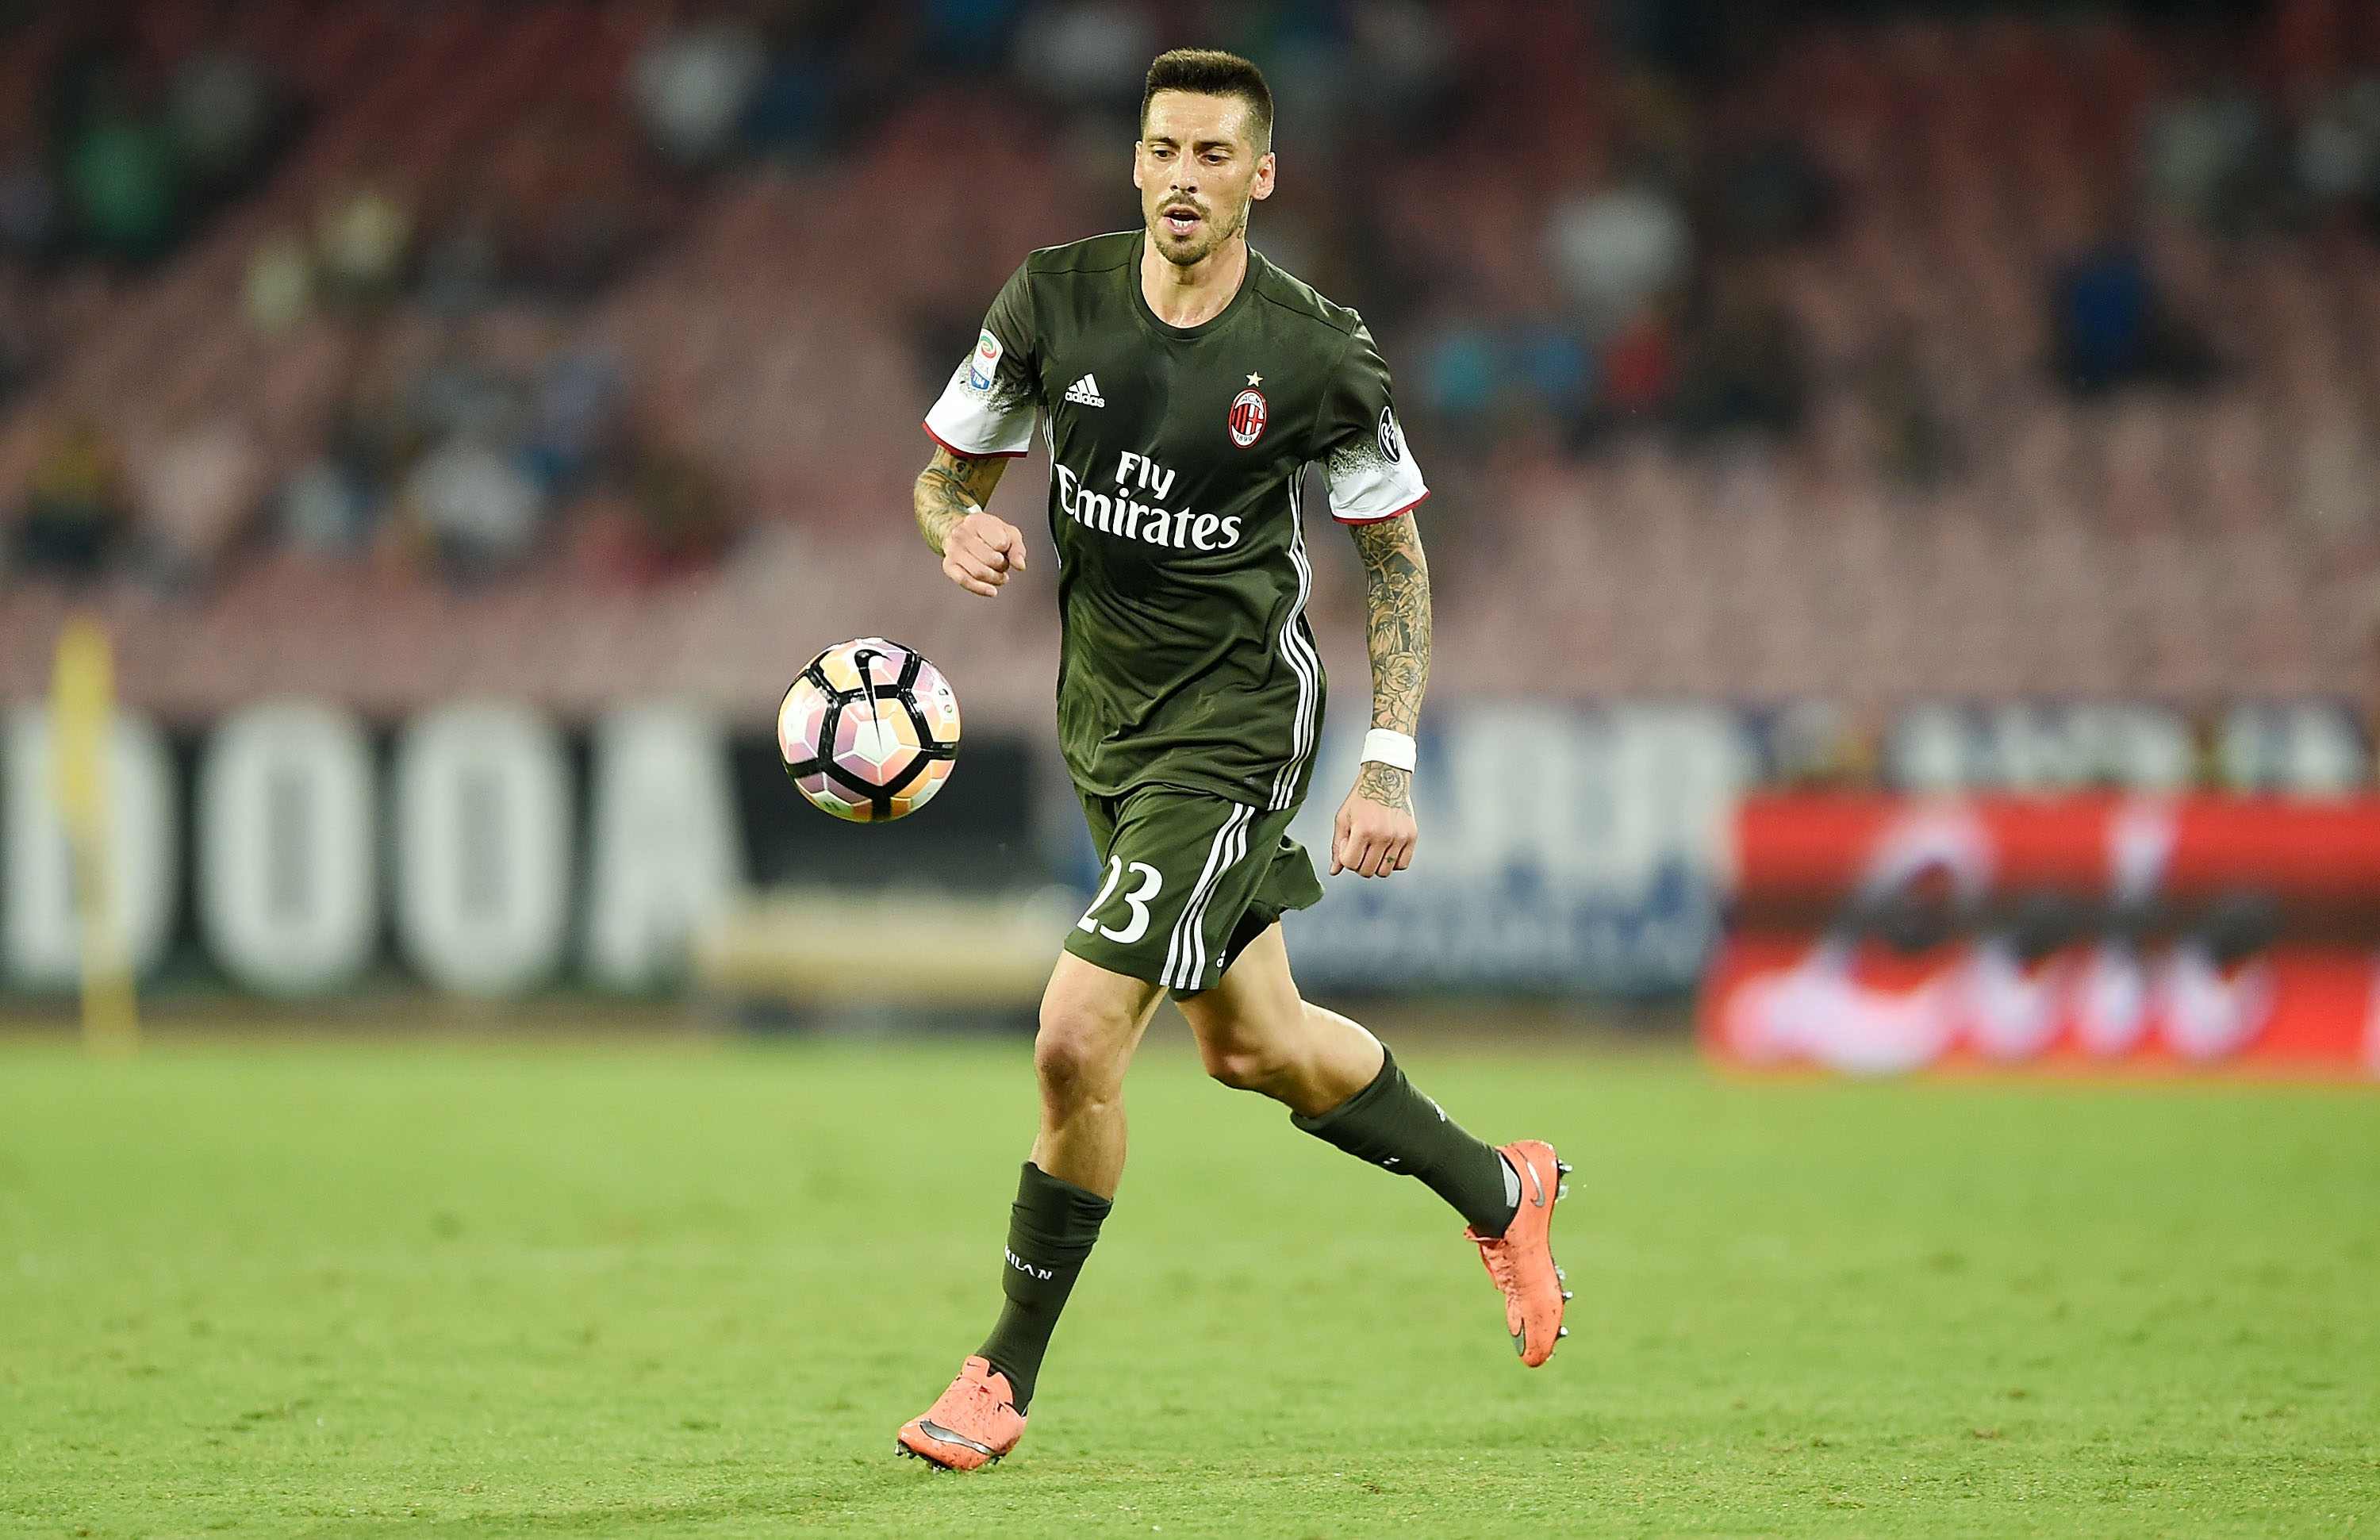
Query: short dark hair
1139 48 1273 155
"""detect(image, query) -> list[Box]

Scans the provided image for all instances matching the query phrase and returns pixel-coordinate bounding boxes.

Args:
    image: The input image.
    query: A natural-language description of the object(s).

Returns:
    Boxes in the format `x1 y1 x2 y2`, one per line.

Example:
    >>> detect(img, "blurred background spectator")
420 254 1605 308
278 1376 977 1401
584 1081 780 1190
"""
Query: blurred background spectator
630 7 766 166
1549 181 1691 326
14 415 126 578
127 409 263 586
2048 223 2218 394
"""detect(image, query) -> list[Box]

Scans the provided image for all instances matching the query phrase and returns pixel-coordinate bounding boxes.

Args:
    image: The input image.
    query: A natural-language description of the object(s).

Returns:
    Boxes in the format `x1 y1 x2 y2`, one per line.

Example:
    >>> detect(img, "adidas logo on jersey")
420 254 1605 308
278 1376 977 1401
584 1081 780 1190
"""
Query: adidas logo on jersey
1064 374 1106 407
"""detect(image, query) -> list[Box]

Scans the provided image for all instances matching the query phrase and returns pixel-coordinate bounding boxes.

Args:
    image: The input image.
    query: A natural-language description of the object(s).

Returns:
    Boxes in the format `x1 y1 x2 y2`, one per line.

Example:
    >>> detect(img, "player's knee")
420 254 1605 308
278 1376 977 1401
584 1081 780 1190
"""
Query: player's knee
1033 1012 1124 1104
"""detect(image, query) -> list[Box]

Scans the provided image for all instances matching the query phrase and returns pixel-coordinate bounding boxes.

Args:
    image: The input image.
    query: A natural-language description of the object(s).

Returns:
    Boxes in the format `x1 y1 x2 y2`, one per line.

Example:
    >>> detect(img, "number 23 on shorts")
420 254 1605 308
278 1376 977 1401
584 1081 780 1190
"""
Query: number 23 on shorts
1079 857 1163 943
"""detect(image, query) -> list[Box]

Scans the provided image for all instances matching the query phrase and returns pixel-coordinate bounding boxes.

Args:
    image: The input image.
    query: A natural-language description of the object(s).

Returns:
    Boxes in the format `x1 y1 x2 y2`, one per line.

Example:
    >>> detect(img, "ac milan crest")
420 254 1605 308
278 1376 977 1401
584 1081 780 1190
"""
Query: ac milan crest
1228 387 1268 448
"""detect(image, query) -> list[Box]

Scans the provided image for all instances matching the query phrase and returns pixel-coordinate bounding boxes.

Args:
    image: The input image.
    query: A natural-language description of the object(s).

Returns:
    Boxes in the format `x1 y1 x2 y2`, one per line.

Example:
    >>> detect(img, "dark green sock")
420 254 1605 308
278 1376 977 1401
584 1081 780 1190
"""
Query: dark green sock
1292 1047 1519 1237
976 1162 1111 1413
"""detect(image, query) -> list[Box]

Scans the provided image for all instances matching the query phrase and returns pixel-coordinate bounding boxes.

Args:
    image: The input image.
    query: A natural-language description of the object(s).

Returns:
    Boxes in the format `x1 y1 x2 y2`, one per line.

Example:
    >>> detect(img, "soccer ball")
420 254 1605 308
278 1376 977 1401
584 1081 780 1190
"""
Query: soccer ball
777 637 961 822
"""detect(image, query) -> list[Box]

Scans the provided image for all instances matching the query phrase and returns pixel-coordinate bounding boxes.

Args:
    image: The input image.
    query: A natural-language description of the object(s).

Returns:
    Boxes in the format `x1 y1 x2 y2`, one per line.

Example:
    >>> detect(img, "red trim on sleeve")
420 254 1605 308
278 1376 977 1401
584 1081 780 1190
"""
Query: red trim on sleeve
923 421 1029 459
1333 488 1431 524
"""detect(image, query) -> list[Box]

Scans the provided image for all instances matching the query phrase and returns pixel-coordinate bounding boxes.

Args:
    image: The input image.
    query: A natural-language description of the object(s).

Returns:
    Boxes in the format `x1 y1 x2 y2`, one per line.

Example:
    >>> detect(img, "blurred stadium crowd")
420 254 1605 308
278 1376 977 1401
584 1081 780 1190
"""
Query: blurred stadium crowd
0 0 2374 772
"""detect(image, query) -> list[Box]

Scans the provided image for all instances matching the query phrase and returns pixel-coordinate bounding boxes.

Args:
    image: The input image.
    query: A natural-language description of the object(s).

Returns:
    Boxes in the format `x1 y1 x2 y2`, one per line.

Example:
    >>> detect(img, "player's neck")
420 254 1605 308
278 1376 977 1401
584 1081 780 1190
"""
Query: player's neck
1139 229 1249 329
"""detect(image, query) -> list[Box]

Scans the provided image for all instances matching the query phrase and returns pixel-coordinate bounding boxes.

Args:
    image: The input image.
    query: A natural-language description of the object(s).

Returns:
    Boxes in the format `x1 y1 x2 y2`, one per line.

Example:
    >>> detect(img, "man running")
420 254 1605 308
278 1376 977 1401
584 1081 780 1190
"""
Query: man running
897 48 1568 1470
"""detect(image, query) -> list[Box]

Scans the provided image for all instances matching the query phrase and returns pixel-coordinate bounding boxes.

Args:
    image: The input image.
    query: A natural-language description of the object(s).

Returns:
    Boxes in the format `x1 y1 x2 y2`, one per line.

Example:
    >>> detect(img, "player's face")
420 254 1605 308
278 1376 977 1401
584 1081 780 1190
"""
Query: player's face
1134 91 1275 268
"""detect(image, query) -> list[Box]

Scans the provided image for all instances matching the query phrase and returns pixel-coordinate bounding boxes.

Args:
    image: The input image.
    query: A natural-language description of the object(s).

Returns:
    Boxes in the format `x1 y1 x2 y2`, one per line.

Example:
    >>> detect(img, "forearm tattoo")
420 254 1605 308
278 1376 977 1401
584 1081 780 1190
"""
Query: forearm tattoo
914 447 1006 555
1351 511 1430 811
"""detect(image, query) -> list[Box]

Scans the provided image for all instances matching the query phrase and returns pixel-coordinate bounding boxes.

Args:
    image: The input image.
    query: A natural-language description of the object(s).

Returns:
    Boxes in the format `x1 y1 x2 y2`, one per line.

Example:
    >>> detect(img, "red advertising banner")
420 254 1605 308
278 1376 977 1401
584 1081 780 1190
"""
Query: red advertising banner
1699 793 2380 1077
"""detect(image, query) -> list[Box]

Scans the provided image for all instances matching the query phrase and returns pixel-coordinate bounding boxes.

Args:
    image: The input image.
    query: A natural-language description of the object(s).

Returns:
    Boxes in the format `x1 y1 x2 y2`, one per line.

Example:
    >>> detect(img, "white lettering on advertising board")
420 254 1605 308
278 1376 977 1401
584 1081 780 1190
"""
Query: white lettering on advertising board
2 707 178 989
582 701 746 989
198 701 378 997
393 701 573 997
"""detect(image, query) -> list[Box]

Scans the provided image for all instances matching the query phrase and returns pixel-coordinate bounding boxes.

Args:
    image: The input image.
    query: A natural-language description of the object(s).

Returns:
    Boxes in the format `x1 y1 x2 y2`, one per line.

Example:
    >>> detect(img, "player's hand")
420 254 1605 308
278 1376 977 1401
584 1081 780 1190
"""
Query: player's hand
1332 765 1417 878
942 508 1028 597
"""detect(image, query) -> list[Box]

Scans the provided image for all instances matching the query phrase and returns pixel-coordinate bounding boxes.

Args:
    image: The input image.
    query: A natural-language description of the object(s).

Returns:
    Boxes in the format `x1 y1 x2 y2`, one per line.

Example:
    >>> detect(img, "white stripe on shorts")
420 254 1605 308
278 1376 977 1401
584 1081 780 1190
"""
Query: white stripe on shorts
1183 808 1253 990
1161 802 1255 991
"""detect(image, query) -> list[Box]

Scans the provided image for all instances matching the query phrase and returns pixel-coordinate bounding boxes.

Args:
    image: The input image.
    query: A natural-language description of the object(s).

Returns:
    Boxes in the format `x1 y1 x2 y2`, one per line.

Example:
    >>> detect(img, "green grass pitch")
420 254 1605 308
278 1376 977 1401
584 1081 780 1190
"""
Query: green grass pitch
2 1027 2374 1536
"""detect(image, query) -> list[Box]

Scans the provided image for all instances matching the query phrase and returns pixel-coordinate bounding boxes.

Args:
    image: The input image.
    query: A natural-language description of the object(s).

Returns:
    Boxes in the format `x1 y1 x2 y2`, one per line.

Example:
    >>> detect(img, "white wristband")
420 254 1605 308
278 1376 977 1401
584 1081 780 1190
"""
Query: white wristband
1361 728 1418 773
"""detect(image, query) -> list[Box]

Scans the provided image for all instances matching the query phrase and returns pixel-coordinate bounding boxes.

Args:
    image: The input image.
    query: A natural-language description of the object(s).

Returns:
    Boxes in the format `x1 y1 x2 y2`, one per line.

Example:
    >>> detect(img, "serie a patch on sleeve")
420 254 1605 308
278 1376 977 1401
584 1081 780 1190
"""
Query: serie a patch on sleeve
968 329 1003 392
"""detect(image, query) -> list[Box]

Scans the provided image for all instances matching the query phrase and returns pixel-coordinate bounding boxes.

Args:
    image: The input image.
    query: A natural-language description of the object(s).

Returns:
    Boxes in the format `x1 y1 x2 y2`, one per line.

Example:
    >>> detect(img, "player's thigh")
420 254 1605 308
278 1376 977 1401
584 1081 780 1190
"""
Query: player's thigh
1172 922 1306 1059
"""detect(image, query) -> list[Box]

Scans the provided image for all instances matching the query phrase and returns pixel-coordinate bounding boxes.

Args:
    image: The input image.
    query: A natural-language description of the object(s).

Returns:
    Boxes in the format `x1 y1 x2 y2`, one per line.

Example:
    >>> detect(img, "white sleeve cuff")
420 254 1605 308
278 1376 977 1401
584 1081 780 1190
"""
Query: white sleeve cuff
923 363 1035 458
1326 450 1430 523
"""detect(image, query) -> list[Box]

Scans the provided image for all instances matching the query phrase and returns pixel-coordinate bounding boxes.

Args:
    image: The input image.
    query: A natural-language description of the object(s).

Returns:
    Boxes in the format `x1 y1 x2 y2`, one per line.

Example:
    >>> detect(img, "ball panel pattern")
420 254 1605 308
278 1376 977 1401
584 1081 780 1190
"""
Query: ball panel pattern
889 758 954 819
776 636 961 823
777 680 828 766
834 700 923 778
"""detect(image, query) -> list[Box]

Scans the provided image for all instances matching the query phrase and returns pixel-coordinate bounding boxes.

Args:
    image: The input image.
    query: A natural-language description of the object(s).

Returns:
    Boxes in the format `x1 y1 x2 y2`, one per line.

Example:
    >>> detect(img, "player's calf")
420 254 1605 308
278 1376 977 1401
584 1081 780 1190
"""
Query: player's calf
1289 1044 1522 1238
1177 931 1384 1117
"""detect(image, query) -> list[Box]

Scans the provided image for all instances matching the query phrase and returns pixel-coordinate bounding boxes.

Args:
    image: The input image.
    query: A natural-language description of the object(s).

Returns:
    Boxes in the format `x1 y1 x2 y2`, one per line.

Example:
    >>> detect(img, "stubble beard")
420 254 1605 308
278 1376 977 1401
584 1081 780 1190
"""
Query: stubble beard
1150 197 1249 269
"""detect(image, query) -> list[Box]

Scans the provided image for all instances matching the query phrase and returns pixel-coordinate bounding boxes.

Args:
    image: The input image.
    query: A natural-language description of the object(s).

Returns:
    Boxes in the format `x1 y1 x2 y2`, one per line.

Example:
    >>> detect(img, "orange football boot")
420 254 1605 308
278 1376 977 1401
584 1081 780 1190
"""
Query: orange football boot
1465 1139 1572 1367
895 1356 1028 1470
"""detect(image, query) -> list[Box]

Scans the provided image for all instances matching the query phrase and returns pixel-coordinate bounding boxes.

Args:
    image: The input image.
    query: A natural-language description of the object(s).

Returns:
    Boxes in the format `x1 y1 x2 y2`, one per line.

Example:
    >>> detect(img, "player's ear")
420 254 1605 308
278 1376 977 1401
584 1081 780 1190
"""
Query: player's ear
1131 142 1146 192
1251 150 1276 202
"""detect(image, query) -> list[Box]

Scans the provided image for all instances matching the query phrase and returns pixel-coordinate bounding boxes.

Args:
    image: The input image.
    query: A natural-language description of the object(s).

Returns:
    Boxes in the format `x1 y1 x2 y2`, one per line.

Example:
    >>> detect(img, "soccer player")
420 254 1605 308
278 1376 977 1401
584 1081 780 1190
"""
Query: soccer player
896 48 1568 1470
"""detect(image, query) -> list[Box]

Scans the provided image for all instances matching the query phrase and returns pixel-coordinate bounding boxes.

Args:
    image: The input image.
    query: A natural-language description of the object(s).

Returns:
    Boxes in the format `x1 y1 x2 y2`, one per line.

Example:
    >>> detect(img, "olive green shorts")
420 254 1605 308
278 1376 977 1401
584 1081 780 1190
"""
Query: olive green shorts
1064 784 1326 997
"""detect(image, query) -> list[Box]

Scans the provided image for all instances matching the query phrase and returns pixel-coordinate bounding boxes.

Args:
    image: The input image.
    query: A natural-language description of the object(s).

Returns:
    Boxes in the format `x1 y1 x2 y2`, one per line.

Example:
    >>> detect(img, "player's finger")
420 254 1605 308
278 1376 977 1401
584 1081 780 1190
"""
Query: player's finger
962 521 1013 566
1330 809 1352 874
1356 835 1388 878
1345 816 1379 877
942 555 999 597
953 531 1009 573
952 549 1009 588
1392 837 1415 872
988 521 1027 570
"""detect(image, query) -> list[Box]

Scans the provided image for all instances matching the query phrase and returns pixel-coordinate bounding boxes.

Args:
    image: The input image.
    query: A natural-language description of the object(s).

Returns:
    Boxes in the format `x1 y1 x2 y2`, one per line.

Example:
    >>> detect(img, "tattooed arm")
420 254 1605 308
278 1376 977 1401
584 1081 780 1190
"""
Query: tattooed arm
916 444 1024 597
1331 509 1430 878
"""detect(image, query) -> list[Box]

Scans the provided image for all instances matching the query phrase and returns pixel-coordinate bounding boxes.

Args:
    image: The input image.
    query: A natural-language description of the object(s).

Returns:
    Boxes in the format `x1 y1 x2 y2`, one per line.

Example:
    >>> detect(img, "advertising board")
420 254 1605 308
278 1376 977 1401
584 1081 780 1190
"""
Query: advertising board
1284 705 1750 993
1702 793 2380 1077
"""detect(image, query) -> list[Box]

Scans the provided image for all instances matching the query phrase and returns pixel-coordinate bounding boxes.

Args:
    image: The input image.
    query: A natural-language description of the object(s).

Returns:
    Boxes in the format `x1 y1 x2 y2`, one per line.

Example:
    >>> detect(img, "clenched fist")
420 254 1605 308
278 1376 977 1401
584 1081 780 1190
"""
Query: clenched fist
1331 766 1418 878
942 508 1029 597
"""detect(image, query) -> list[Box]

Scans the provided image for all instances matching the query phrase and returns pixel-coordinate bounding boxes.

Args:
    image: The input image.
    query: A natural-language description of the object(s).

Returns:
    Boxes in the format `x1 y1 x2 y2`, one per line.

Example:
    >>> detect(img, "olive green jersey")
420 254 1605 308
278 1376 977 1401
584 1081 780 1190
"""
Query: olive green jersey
925 230 1428 810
